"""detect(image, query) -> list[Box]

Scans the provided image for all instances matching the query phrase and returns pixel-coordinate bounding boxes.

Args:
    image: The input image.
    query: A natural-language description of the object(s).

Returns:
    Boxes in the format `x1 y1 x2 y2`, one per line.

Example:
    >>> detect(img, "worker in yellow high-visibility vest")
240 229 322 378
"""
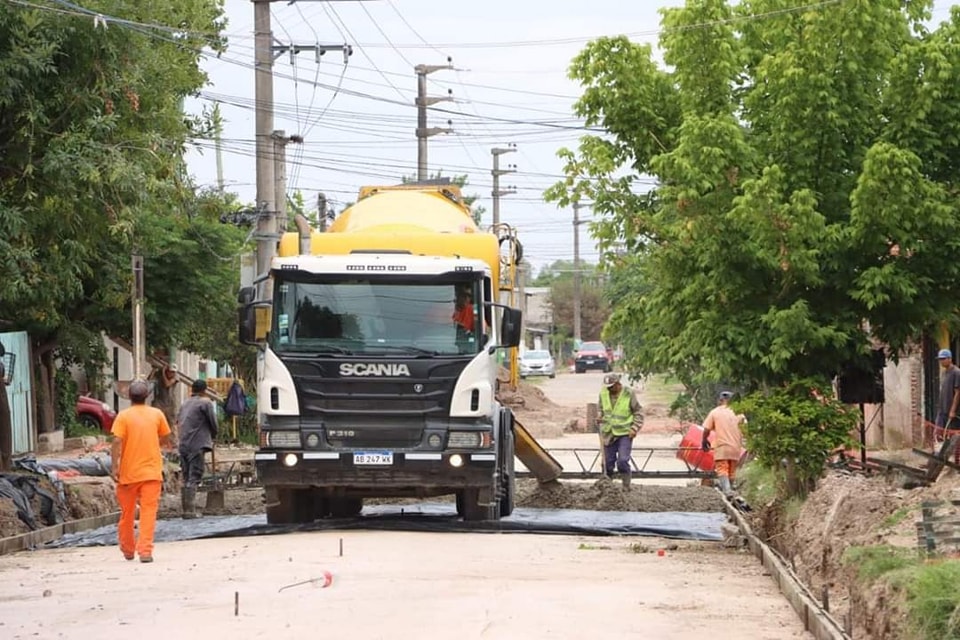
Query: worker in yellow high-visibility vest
596 373 644 489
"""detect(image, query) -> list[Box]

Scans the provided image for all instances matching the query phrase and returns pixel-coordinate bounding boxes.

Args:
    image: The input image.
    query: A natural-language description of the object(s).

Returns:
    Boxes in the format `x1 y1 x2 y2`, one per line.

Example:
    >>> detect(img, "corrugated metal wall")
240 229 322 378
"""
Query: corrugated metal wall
0 331 34 454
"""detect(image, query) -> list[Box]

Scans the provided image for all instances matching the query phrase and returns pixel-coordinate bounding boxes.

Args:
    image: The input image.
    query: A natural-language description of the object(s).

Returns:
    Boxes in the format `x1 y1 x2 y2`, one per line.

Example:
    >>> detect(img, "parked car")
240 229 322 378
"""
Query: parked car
519 350 556 379
76 395 117 433
574 341 611 373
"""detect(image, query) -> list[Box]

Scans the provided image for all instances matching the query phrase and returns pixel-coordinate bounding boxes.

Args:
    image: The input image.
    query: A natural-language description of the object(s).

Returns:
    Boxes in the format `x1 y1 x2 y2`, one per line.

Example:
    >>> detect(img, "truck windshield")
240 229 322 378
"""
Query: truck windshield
271 279 484 356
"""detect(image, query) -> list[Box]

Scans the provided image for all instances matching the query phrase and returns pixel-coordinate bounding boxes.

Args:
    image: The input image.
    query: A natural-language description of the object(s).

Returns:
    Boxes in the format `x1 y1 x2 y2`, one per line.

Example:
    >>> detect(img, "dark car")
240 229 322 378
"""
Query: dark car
76 395 117 433
574 341 611 374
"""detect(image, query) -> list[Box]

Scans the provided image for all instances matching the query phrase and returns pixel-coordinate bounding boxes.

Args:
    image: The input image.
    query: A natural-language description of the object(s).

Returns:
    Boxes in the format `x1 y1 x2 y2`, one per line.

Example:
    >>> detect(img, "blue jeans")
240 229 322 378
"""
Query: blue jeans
603 435 633 476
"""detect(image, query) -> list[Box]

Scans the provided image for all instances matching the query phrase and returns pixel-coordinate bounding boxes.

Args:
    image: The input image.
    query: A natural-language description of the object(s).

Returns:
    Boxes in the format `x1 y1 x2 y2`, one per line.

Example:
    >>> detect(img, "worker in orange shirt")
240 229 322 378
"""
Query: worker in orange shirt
452 284 476 334
110 379 173 563
701 390 747 497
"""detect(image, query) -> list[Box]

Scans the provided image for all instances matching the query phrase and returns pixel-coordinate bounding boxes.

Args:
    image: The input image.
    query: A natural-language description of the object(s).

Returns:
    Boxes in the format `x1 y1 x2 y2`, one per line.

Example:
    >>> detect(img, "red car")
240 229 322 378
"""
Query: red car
76 395 117 433
574 341 612 374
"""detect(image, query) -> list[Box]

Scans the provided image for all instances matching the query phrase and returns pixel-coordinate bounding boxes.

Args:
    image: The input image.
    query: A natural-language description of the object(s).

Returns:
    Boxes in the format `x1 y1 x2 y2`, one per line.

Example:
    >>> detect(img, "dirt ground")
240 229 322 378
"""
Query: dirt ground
0 530 812 640
754 462 960 639
517 478 722 512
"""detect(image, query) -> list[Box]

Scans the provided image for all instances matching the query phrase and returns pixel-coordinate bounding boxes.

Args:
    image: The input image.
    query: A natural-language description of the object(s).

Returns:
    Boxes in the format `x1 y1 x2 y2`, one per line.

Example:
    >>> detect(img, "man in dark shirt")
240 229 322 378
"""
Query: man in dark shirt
176 379 218 519
935 348 960 441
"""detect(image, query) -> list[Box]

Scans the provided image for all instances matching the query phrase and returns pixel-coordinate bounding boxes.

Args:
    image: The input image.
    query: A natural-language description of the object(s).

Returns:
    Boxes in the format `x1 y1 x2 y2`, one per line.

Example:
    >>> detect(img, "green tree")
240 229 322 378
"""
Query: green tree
546 1 960 390
0 1 231 431
528 260 610 348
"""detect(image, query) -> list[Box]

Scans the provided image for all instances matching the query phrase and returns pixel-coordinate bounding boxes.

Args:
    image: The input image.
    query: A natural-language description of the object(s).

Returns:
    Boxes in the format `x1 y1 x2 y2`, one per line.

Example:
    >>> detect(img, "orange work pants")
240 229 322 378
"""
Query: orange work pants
715 459 738 479
116 480 162 559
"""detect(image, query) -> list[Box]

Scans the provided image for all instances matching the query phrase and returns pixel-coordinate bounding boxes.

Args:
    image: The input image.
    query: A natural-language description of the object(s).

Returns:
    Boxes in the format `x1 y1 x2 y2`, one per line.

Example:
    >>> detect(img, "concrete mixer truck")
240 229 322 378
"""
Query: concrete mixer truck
238 182 526 523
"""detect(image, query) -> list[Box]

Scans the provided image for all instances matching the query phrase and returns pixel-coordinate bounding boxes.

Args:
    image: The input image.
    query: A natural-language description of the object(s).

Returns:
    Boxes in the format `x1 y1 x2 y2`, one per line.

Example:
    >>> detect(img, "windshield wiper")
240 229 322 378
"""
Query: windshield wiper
363 345 442 356
282 345 354 355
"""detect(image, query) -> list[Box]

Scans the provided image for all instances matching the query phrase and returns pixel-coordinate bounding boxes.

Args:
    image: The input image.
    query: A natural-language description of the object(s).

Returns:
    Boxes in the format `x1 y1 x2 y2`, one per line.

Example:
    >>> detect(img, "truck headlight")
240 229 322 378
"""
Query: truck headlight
448 432 480 448
283 453 298 467
266 431 301 448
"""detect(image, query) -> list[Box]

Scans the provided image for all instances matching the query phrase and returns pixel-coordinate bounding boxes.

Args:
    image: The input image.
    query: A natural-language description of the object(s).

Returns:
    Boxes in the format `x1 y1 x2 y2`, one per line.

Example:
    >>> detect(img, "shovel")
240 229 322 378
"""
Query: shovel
204 445 225 514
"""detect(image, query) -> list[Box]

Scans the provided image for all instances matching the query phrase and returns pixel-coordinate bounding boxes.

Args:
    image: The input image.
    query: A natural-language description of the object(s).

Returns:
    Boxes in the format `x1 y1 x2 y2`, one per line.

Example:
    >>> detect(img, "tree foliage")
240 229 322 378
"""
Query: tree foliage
529 260 610 344
546 1 960 389
736 378 859 496
0 1 247 428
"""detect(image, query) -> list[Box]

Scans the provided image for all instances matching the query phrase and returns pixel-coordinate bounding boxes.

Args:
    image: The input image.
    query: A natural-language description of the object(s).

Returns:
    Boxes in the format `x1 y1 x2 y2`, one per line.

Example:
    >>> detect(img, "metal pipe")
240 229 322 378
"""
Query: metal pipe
294 214 312 255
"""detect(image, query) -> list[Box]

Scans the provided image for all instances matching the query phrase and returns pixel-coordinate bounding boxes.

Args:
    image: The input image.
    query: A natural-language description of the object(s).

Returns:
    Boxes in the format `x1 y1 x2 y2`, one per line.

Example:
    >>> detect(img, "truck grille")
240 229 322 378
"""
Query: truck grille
283 359 468 418
324 424 422 448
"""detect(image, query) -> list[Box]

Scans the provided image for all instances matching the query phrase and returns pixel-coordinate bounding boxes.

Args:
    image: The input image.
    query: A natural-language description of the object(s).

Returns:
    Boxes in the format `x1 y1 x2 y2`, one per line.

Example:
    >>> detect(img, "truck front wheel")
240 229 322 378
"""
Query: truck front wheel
328 497 363 518
458 487 498 521
265 488 318 525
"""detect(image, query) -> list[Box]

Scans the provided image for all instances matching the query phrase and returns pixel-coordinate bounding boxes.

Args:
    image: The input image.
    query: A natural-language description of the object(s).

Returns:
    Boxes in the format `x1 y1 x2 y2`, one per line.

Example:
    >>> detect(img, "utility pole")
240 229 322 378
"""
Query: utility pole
131 254 146 380
572 201 588 344
272 130 303 239
253 0 276 301
252 0 353 300
213 102 225 192
491 144 517 226
318 192 328 232
415 59 454 181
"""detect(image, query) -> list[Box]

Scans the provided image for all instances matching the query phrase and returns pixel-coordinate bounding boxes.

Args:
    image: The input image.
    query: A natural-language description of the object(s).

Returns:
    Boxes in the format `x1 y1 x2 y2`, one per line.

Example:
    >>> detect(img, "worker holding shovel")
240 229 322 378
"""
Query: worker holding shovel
176 379 219 519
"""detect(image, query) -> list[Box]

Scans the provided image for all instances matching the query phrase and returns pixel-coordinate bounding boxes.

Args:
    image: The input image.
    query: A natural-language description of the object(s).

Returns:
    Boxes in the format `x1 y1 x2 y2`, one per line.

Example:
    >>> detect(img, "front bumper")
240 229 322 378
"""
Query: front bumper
575 357 608 369
255 450 497 491
520 366 555 377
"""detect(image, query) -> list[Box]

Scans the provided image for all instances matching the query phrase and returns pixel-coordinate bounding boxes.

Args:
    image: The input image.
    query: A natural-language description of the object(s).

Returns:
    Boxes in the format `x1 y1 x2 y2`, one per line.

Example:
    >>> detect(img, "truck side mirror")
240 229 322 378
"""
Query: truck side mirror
238 286 256 305
499 308 522 348
238 285 271 345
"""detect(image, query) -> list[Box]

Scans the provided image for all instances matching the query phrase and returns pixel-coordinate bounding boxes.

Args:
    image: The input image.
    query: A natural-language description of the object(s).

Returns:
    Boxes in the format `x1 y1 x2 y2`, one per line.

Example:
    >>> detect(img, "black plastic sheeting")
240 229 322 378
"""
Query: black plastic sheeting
0 474 63 530
47 504 725 548
17 453 112 477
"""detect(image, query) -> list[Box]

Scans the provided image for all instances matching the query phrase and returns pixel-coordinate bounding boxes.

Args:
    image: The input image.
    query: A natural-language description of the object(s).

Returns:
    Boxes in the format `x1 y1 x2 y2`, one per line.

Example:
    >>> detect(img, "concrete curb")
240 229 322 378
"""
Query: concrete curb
0 511 120 557
722 496 851 640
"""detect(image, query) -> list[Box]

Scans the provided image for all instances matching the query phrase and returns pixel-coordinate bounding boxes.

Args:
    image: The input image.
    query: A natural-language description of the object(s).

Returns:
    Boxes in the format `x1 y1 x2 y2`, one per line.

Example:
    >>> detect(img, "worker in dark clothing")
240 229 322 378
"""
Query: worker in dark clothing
176 379 218 519
0 342 12 472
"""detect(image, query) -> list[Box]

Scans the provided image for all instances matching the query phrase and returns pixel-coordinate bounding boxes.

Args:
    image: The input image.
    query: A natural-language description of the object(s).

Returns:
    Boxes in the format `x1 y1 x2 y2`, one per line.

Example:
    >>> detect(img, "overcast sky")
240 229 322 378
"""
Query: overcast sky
184 0 956 273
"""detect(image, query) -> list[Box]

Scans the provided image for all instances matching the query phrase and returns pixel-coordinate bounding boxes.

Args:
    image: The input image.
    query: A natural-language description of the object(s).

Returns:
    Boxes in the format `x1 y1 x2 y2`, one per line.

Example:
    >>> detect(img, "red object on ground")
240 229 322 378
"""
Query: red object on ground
657 549 665 557
676 423 716 471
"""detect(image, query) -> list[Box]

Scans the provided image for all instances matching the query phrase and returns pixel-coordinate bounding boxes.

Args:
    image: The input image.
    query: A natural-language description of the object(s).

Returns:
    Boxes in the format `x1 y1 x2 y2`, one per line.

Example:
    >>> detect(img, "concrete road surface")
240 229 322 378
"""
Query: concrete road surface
0 531 811 640
537 369 610 407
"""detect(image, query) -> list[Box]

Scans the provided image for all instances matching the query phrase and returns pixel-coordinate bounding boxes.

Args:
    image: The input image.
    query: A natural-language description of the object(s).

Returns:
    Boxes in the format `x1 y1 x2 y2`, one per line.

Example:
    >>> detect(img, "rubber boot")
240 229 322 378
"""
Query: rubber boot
716 476 734 497
181 486 198 519
621 472 632 490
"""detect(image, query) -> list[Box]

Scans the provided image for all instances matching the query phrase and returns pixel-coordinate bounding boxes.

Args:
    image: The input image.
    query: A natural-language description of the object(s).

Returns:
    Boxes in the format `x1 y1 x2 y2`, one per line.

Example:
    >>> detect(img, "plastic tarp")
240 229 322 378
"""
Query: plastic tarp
16 453 112 477
47 504 725 548
0 474 63 530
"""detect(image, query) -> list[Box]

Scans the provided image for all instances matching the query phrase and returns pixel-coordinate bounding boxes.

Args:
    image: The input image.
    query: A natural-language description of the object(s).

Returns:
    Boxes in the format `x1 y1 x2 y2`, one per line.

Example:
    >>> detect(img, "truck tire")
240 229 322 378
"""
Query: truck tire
328 497 363 518
458 488 497 521
266 488 317 525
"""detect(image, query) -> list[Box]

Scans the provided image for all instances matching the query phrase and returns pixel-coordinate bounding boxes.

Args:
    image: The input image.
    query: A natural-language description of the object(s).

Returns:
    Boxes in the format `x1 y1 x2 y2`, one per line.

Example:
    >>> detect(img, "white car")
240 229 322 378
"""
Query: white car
519 350 556 379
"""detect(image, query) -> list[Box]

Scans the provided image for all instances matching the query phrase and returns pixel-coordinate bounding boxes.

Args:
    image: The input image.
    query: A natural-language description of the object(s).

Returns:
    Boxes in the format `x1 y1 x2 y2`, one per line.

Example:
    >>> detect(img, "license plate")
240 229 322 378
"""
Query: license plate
586 359 595 364
353 451 394 465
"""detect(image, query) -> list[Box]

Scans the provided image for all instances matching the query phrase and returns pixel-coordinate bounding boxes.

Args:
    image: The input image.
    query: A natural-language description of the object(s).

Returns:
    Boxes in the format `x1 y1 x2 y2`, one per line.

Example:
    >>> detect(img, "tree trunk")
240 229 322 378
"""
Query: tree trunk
784 458 803 498
36 350 56 434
